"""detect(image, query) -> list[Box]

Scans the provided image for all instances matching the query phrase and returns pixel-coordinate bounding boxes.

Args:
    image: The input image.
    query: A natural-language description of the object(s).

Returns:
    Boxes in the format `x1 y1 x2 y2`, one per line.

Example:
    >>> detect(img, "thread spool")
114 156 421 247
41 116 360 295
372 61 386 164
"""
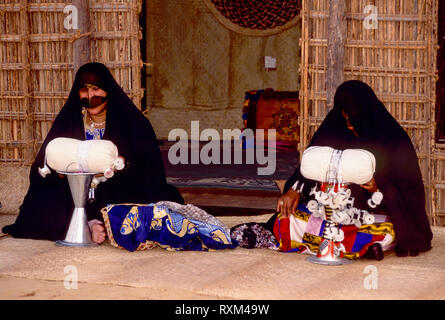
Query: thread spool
368 191 383 208
104 168 114 179
114 156 125 171
38 165 51 178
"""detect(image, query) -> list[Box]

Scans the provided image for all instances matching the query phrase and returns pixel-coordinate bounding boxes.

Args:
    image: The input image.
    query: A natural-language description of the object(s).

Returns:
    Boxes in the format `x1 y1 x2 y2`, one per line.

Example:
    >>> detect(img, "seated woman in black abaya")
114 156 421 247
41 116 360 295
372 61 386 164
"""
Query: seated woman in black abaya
276 80 433 258
2 63 184 244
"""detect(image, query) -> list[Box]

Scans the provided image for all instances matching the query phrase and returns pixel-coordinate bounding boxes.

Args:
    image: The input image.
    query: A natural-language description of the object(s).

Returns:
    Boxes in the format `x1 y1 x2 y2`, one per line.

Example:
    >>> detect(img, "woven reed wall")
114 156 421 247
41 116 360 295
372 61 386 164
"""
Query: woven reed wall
299 0 441 225
0 0 143 166
432 151 445 226
90 0 143 105
0 0 142 214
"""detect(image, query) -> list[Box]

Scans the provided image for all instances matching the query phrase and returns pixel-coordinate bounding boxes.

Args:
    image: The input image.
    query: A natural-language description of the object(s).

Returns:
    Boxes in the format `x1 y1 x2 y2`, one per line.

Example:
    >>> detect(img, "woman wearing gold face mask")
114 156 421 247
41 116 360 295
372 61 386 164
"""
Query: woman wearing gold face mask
79 84 107 124
78 83 108 140
2 63 184 244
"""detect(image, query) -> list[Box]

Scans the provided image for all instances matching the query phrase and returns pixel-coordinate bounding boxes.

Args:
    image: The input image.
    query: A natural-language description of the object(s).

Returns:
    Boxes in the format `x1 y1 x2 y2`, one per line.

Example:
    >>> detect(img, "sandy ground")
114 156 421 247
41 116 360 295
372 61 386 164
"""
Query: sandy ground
1 213 445 301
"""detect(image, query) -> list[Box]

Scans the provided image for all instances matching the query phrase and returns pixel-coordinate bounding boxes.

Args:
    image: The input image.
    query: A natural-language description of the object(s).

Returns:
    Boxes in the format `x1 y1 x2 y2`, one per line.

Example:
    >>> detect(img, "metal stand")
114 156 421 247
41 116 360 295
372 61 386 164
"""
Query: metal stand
56 172 97 247
306 201 354 266
306 239 354 266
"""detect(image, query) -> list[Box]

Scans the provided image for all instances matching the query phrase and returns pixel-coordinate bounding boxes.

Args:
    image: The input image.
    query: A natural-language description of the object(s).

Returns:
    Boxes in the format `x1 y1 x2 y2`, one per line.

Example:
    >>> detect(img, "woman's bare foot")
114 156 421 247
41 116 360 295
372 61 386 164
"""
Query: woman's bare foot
88 220 106 244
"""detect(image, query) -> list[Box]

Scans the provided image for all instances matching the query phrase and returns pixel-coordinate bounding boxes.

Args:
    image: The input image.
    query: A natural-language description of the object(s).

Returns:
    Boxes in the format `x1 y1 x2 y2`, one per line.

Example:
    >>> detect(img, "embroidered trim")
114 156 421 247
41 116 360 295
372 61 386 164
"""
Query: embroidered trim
100 206 122 249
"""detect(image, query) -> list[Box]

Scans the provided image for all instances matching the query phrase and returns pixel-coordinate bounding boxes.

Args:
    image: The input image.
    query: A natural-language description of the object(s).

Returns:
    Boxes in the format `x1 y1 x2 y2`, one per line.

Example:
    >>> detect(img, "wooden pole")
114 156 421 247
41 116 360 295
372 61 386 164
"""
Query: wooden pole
21 0 33 164
326 0 346 109
73 0 90 73
299 0 309 158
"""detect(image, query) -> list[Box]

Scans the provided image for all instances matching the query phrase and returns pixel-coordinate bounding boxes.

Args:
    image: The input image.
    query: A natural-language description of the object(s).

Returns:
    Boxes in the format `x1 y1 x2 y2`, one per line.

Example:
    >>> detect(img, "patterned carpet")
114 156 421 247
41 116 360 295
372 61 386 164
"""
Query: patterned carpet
167 176 278 191
161 141 299 191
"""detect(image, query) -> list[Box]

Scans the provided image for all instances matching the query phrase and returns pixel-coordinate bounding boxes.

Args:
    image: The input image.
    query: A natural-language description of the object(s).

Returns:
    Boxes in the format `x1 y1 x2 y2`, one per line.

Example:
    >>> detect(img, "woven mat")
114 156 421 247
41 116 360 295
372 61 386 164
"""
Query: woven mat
1 214 445 300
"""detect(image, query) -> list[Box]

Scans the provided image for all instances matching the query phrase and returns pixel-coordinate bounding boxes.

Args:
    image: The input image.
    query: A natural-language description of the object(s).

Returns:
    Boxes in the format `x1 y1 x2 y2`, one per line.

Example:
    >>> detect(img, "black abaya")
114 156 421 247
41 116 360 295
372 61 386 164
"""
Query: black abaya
284 80 433 254
3 63 184 241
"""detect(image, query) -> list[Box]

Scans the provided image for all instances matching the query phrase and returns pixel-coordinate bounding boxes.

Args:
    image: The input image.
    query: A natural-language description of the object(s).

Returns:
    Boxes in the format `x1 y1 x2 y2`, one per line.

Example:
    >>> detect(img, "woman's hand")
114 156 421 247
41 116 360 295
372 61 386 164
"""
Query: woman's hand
277 189 301 217
360 178 378 193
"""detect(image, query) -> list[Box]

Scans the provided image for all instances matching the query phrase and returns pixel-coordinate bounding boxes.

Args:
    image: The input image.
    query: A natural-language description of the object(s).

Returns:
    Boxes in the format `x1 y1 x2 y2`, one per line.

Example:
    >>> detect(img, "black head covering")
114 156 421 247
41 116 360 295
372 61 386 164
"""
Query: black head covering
333 80 406 144
3 62 184 241
74 63 110 91
284 80 433 254
334 80 379 137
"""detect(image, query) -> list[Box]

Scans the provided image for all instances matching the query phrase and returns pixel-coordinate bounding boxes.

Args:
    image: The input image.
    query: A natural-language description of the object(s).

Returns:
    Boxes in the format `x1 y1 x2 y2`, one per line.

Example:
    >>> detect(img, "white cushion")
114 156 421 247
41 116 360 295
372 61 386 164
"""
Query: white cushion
300 146 375 185
45 137 119 174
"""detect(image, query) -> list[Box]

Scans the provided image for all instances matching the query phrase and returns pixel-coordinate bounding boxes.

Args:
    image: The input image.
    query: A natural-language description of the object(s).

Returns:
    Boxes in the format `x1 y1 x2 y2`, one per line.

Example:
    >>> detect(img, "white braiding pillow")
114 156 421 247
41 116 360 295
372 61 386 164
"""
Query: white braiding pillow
300 146 376 185
39 137 124 177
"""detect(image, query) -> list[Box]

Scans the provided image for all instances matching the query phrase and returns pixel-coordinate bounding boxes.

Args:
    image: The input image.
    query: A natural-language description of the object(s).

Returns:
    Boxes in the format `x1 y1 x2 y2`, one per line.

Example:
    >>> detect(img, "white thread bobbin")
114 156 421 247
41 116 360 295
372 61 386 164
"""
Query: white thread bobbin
38 165 51 178
113 157 125 171
104 168 114 179
368 191 383 208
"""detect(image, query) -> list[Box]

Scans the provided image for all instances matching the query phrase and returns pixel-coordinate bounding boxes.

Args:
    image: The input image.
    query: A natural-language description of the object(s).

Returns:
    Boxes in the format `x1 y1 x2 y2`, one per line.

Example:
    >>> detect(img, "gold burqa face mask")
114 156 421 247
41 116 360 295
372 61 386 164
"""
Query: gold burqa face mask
79 84 108 109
